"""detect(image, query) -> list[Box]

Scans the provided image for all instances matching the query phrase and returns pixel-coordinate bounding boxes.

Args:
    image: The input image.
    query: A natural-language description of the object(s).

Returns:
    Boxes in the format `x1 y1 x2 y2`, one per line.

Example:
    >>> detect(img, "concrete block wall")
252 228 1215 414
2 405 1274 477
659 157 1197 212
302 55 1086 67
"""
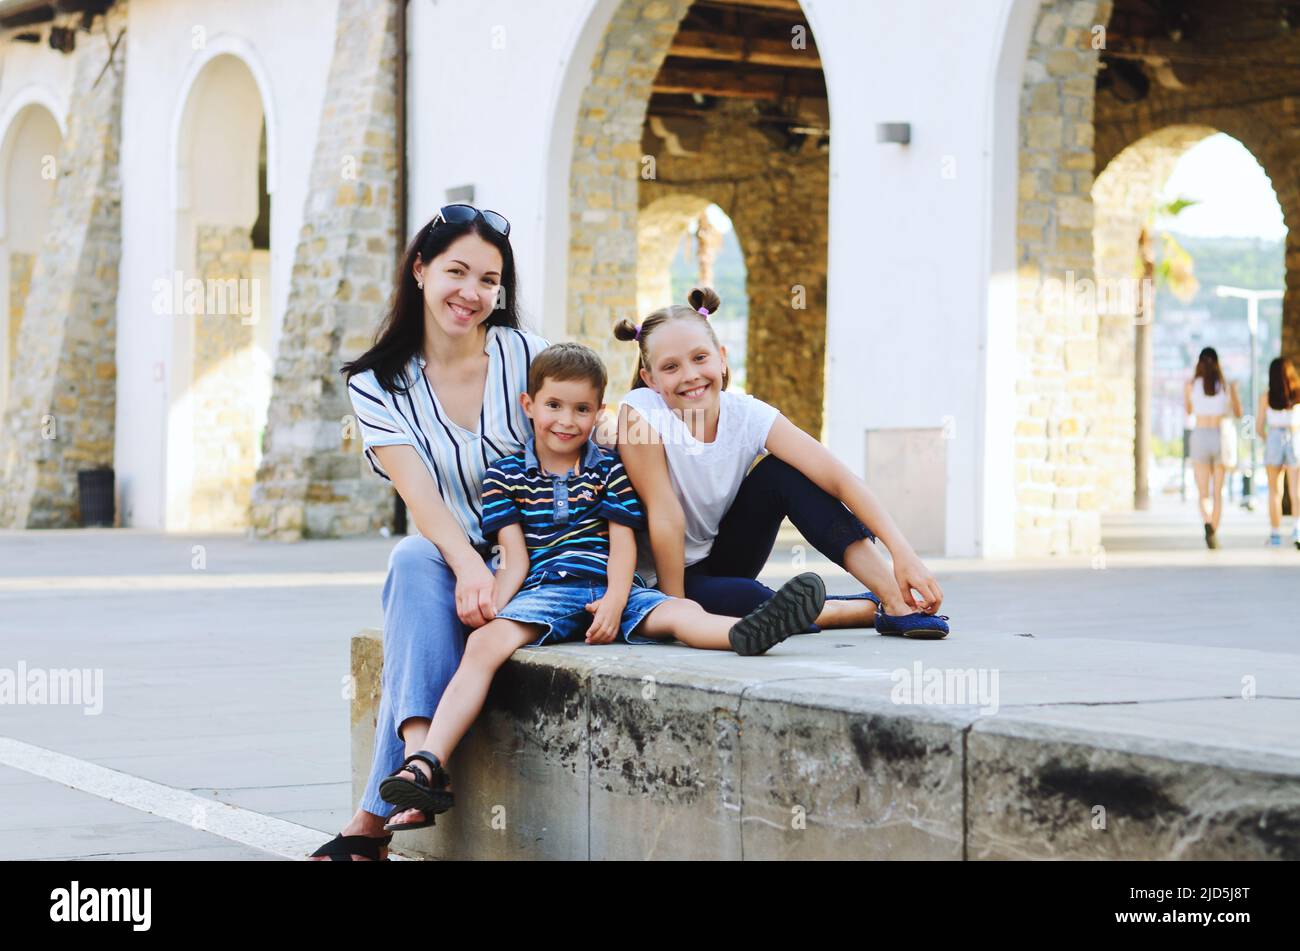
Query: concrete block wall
351 630 1300 860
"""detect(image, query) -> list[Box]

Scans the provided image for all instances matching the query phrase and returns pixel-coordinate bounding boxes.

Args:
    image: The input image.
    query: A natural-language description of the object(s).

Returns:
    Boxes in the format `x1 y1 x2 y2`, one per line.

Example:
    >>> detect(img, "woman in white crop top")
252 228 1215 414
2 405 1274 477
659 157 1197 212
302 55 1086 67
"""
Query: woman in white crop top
613 287 950 640
1255 356 1300 547
1183 347 1241 549
1185 348 1242 550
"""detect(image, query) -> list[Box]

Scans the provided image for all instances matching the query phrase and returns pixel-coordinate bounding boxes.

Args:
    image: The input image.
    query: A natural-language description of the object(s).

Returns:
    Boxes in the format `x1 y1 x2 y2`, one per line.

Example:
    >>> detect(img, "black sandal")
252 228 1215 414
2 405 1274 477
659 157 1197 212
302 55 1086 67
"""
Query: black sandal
379 751 454 832
309 832 392 861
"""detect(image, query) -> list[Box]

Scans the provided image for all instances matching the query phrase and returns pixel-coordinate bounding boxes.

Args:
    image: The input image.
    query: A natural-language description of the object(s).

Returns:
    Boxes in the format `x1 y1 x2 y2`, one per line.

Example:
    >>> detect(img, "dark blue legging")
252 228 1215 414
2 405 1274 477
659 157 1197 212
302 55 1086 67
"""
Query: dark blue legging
677 455 874 621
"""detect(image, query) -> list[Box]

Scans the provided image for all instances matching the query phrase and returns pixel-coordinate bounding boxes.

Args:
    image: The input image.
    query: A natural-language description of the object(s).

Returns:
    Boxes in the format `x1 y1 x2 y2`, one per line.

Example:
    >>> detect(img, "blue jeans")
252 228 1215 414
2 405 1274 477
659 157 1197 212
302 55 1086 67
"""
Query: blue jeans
681 455 875 624
498 581 671 645
360 534 475 818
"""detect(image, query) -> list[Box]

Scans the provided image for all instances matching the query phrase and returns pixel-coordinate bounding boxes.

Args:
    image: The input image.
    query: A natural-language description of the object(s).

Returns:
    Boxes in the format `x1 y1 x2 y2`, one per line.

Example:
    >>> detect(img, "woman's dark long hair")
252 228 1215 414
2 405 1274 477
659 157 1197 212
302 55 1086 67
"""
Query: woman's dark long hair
340 214 521 393
1194 346 1223 397
1267 356 1300 410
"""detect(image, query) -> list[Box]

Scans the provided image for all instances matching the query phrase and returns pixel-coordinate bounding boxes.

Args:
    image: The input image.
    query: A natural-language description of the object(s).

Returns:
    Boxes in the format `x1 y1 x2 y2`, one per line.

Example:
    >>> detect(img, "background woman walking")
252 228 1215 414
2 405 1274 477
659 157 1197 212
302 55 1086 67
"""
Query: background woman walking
1184 346 1242 550
1257 356 1300 548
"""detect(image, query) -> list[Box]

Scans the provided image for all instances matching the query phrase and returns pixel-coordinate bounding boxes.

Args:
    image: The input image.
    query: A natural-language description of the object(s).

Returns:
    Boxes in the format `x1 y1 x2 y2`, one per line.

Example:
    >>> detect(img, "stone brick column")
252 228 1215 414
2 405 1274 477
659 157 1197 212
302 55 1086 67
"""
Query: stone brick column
251 0 399 540
1014 0 1112 556
0 4 126 529
7 252 33 382
190 225 260 530
567 0 693 392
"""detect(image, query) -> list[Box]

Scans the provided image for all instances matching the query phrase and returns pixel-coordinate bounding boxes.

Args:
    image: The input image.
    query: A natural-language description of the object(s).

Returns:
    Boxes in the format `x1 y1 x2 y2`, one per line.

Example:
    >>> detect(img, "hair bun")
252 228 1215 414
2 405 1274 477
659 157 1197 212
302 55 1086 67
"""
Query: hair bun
687 286 721 316
612 317 641 342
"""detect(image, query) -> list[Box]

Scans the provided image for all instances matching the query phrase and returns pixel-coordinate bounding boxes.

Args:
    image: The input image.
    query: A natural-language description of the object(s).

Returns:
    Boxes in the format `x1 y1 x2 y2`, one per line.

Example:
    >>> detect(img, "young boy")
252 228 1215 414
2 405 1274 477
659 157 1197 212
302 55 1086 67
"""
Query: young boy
378 343 825 831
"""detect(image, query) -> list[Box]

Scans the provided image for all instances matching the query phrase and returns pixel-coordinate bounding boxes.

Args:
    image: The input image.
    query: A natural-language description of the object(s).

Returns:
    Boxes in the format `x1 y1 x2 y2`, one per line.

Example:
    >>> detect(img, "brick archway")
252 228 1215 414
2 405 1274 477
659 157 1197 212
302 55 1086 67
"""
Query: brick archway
566 0 830 434
565 0 694 391
1015 0 1298 555
1091 124 1218 510
168 53 271 532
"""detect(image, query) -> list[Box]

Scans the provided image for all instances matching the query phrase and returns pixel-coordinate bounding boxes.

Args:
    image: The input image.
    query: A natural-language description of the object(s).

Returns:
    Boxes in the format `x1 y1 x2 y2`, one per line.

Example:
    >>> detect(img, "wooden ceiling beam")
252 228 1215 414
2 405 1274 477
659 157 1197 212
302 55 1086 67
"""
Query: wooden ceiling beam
652 63 825 99
668 29 820 69
692 0 805 14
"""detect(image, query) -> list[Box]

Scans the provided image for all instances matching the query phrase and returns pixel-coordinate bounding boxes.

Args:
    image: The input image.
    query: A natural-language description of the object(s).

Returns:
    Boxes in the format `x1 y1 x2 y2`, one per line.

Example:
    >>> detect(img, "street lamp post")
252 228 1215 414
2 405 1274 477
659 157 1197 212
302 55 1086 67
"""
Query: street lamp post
1214 285 1282 507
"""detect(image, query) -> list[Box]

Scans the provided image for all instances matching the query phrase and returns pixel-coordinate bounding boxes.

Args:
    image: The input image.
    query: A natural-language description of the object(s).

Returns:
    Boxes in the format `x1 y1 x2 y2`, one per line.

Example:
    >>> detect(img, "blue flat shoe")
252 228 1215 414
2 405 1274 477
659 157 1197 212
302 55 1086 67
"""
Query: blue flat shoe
876 605 950 639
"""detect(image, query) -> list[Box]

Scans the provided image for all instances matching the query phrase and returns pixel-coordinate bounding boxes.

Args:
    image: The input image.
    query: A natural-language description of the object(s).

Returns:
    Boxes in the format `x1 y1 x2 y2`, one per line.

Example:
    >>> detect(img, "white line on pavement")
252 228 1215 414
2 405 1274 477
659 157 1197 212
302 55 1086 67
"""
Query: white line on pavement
0 572 386 593
0 735 408 861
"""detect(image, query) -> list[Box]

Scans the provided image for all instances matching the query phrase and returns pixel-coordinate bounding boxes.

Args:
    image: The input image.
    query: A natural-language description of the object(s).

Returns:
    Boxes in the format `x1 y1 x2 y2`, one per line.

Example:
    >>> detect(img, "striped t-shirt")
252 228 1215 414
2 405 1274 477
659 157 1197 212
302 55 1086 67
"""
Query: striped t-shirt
480 438 646 589
346 324 549 548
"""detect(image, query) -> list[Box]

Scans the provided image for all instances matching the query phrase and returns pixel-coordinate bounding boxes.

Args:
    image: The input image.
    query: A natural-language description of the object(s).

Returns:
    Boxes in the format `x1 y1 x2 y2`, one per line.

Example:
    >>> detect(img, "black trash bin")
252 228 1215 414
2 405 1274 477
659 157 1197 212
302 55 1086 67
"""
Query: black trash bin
77 467 115 527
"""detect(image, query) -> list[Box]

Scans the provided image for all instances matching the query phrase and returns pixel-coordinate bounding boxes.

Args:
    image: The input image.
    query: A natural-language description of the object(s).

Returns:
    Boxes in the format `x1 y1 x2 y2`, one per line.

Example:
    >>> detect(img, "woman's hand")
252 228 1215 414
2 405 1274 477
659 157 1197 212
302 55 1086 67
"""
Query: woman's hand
893 551 943 614
454 559 497 628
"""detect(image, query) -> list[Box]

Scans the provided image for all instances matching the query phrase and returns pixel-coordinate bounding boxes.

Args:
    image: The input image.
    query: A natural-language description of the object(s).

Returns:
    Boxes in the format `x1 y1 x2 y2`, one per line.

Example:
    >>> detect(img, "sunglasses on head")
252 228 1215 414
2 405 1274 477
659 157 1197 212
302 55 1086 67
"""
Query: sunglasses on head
428 203 510 237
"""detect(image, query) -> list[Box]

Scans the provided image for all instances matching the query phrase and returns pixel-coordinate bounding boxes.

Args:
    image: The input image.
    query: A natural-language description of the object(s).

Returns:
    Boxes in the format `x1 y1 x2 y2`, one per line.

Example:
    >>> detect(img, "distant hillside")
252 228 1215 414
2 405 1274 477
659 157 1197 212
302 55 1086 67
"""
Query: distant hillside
1161 234 1283 298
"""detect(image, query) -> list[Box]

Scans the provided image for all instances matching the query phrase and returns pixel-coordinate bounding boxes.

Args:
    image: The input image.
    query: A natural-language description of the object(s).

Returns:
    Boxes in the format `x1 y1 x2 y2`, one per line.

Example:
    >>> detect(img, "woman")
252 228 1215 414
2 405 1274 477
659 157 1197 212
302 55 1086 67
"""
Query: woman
615 287 948 639
1256 356 1300 548
1184 346 1242 550
310 204 548 860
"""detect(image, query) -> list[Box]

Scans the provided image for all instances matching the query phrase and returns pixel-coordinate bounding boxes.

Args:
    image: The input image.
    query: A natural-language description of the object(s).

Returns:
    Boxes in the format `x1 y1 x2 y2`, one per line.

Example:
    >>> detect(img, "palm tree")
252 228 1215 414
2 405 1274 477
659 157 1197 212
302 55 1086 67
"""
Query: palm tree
1134 197 1198 510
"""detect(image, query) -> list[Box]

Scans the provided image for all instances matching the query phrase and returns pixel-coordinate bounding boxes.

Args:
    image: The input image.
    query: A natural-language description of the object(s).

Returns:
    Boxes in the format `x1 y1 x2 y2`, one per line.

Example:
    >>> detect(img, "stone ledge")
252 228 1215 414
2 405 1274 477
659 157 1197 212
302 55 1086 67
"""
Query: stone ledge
350 629 1300 860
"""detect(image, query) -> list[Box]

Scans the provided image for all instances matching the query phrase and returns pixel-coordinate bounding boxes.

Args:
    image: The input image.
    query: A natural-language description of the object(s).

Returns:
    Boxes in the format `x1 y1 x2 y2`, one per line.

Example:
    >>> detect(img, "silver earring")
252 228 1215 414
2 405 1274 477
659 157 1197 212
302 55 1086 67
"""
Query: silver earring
417 280 424 289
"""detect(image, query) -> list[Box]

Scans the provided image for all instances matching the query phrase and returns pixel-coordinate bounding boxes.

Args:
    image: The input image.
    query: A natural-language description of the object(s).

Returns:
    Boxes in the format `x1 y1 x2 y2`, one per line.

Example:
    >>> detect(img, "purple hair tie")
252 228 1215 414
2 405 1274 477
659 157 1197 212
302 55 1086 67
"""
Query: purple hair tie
634 324 642 341
697 306 710 316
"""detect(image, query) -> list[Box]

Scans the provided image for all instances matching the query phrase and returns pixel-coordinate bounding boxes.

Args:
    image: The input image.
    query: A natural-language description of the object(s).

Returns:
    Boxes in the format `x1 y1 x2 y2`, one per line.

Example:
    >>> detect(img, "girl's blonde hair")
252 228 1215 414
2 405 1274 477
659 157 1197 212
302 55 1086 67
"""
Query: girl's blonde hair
613 286 729 391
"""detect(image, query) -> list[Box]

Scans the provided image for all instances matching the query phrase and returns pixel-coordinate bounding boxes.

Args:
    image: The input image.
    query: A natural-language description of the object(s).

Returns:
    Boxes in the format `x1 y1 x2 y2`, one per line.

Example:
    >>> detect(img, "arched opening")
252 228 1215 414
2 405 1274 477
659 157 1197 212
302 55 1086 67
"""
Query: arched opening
166 54 273 532
1091 124 1219 510
0 102 62 419
565 0 828 433
637 198 750 390
1013 0 1300 555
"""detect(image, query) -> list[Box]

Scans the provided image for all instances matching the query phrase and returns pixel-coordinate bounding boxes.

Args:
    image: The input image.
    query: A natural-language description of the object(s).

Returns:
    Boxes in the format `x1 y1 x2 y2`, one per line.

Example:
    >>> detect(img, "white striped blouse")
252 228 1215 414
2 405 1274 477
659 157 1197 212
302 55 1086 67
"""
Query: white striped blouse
347 323 549 547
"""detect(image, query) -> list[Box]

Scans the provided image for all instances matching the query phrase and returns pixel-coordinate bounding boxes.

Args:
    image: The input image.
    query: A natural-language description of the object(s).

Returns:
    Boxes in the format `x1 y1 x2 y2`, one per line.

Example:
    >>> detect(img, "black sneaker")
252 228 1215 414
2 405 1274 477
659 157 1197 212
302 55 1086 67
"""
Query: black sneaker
1207 526 1219 550
728 572 826 656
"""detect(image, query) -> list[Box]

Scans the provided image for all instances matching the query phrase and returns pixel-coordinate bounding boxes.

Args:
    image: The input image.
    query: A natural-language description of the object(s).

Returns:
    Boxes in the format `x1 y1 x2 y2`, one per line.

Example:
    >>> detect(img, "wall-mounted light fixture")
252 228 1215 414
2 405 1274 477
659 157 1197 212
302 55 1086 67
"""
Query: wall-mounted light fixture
876 122 911 145
446 185 475 204
49 24 74 53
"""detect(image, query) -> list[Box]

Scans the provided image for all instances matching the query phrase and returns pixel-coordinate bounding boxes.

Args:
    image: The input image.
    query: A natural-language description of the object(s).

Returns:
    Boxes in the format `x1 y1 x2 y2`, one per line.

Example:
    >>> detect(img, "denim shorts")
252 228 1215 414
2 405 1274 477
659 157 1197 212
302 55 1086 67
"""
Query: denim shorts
496 581 673 646
1266 428 1298 467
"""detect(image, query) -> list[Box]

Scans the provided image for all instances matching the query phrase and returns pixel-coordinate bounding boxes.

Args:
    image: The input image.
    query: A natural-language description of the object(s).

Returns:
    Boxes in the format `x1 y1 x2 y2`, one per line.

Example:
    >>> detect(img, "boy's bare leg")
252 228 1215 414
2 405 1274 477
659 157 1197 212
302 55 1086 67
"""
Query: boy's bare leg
385 617 541 826
636 598 733 650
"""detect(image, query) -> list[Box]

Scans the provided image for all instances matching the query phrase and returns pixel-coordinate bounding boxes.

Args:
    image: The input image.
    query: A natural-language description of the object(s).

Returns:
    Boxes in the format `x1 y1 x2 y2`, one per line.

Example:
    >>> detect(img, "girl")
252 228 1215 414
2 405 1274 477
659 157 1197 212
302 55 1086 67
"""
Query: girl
614 287 949 639
309 204 549 861
1184 346 1242 550
1256 356 1300 548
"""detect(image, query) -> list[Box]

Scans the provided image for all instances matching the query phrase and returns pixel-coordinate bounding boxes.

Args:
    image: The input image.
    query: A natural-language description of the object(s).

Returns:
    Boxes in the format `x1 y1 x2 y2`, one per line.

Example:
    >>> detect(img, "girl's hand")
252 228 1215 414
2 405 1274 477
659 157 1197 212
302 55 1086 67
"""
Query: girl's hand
455 560 497 628
584 594 626 644
893 552 943 614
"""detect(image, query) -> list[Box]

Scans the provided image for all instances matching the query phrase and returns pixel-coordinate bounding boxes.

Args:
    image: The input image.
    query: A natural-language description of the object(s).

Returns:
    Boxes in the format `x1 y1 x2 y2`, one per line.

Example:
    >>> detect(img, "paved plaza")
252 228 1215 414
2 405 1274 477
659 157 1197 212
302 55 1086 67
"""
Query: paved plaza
0 497 1295 860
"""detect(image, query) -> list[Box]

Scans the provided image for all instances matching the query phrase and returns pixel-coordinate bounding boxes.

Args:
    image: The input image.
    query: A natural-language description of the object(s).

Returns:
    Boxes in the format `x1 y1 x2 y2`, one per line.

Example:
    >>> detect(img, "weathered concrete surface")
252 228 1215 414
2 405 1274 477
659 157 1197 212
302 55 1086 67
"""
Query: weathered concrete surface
968 719 1300 860
351 624 1300 860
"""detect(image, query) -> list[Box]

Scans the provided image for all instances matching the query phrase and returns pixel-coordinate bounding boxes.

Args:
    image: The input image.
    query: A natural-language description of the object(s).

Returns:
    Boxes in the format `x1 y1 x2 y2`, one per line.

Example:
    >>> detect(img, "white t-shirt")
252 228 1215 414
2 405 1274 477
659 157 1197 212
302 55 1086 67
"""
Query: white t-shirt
620 386 781 583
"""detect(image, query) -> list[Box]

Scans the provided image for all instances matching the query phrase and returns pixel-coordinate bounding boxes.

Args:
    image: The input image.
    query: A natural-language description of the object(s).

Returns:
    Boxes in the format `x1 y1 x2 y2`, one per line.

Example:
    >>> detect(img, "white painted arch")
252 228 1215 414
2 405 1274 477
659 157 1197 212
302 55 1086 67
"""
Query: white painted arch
164 42 275 532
